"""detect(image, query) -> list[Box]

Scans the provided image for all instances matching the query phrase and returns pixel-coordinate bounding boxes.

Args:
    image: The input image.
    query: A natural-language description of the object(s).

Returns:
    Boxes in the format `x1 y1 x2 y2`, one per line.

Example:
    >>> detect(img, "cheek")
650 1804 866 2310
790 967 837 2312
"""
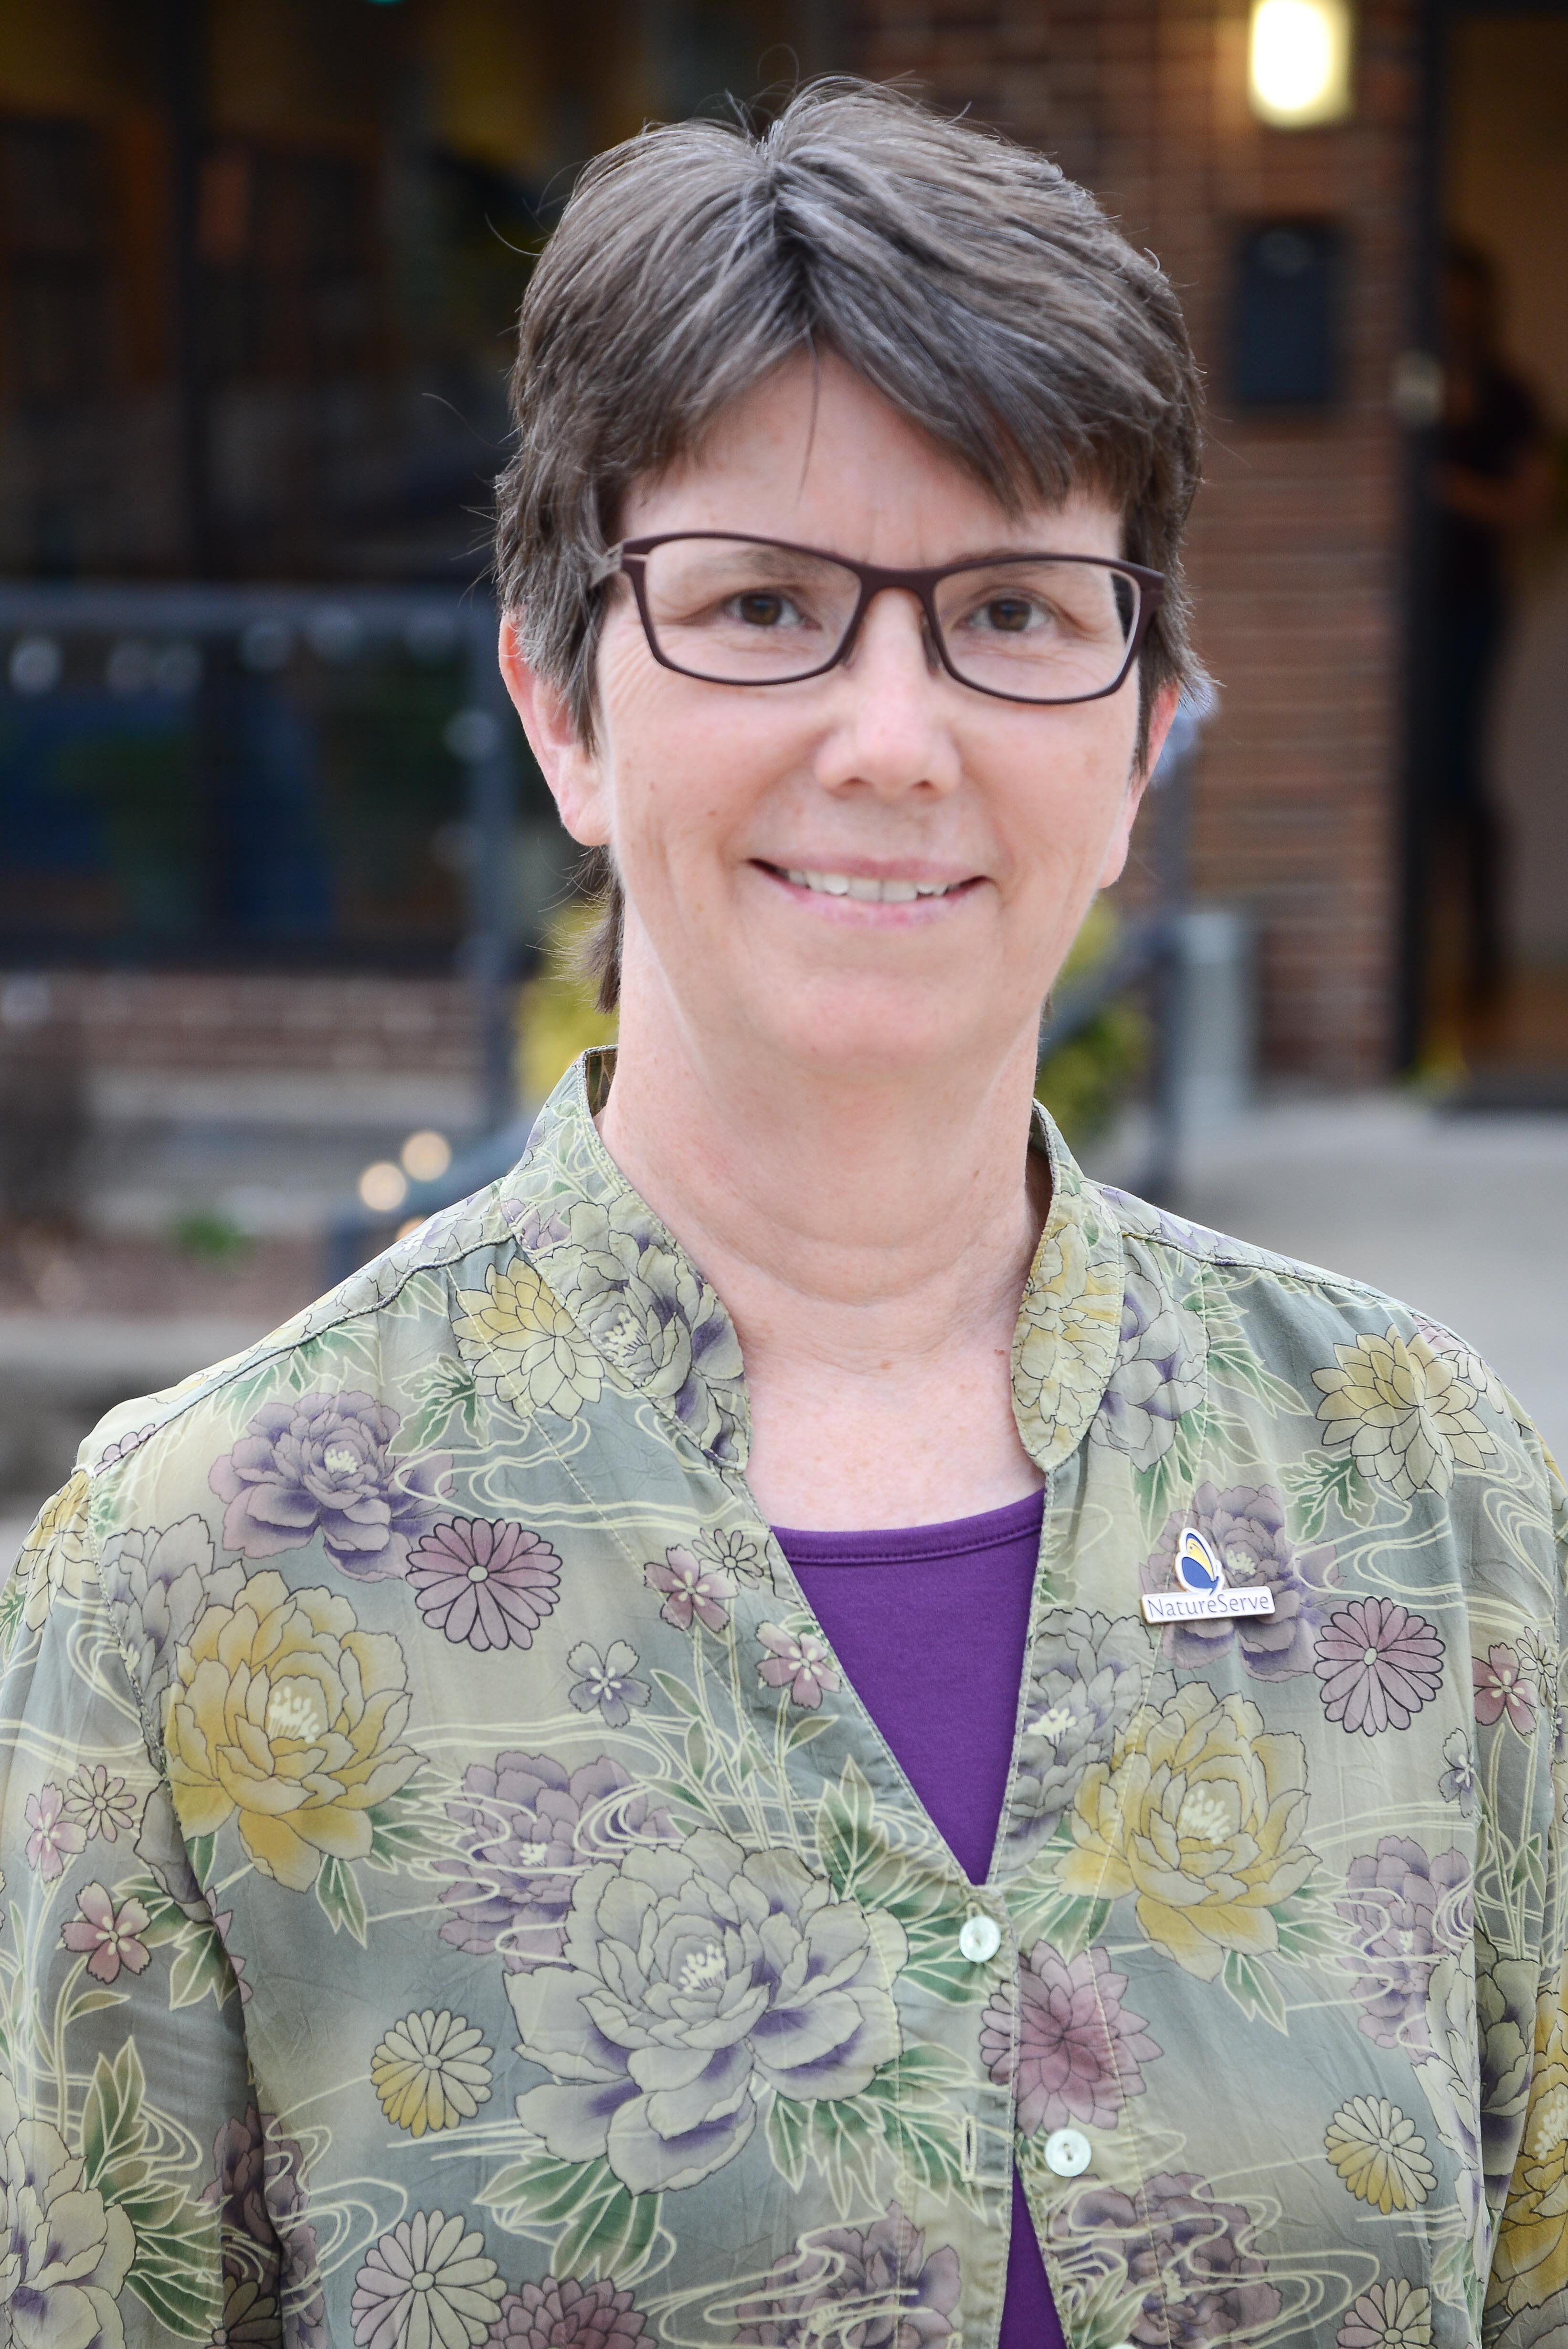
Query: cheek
989 714 1138 895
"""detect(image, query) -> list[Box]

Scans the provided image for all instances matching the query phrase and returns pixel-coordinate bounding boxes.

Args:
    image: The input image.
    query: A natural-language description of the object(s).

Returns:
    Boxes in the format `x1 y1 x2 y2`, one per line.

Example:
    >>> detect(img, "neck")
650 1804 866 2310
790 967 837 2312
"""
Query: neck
596 983 1050 1529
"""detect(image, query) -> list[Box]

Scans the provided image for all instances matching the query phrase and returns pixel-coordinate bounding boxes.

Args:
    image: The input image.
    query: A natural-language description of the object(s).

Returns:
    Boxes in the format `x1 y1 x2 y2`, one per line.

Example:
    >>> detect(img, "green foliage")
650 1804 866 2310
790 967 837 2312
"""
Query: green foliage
400 1358 485 1454
480 2141 658 2281
1220 1949 1288 2032
516 900 619 1106
762 2047 974 2209
1271 1873 1344 1966
1037 900 1149 1149
0 1565 27 1657
316 1853 368 1944
169 1210 254 1264
115 1869 238 2010
82 2042 149 2198
1009 1881 1111 1964
365 1773 443 1871
82 2041 221 2337
815 1759 975 2006
1282 1446 1375 1544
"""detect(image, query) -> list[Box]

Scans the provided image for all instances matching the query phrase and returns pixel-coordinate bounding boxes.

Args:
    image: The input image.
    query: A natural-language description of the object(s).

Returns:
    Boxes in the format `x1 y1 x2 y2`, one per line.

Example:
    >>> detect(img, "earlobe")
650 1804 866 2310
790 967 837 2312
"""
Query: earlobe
497 618 612 847
1096 680 1182 890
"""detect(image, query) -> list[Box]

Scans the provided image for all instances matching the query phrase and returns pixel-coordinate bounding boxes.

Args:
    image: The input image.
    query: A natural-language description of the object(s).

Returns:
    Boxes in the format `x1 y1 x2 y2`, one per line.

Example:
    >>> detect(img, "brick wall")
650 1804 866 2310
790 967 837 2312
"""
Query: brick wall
13 972 481 1079
852 0 1420 1082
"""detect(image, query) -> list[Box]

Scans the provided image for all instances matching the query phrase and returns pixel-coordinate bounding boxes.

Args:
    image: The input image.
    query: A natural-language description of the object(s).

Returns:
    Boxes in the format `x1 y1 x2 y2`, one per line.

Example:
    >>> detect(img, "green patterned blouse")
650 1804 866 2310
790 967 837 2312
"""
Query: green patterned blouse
2 1052 1565 2349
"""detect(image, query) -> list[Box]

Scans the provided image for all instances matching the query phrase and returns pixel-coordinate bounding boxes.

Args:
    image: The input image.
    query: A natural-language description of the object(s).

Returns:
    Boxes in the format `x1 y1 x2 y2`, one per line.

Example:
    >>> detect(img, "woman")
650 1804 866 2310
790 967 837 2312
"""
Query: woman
4 83 1564 2349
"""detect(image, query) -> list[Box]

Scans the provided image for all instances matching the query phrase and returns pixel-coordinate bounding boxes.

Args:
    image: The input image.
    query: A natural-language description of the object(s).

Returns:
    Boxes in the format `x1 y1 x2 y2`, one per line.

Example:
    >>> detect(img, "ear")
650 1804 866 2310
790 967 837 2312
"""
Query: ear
1096 678 1183 889
498 617 612 847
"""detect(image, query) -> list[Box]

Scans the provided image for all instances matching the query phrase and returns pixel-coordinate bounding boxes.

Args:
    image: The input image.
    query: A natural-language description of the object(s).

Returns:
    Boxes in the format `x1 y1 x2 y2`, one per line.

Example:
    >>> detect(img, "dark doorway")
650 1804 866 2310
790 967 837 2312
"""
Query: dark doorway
1406 5 1568 1100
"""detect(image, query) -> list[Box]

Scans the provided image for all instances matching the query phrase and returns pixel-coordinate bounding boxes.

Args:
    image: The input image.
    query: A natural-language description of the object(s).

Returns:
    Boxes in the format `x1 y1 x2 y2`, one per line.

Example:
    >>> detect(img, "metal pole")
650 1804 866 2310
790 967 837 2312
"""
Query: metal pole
1142 694 1206 1203
462 600 519 1136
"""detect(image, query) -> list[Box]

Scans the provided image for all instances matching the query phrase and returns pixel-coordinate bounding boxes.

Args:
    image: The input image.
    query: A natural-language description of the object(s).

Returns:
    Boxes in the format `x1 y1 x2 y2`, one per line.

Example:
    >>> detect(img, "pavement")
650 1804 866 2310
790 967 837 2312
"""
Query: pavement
2 1090 1565 1568
1151 1092 1568 1463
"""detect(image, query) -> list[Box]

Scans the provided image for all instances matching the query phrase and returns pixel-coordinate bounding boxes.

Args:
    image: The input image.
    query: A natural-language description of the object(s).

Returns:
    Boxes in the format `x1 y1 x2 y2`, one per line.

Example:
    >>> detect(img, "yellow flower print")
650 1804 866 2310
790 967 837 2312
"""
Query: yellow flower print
1059 1683 1315 1979
371 2009 493 2137
452 1260 604 1420
18 1469 92 1630
164 1570 420 1892
1324 2096 1436 2212
1489 2004 1568 2316
1314 1326 1494 1500
1012 1218 1123 1452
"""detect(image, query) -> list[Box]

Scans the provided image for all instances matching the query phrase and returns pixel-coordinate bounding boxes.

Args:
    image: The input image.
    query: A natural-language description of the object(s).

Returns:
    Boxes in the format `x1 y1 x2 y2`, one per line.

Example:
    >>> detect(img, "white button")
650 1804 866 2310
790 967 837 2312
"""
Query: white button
958 1913 1002 1964
1044 2127 1092 2178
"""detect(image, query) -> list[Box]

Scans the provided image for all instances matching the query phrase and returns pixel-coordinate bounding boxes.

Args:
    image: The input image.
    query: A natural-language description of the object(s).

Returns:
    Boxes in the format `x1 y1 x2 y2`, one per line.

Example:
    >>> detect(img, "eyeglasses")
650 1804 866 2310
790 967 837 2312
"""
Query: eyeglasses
593 533 1164 706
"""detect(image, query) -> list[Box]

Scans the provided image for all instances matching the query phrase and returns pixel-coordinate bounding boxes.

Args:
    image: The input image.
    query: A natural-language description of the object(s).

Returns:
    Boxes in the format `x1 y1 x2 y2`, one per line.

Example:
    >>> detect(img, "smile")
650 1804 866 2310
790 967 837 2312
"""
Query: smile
776 869 969 902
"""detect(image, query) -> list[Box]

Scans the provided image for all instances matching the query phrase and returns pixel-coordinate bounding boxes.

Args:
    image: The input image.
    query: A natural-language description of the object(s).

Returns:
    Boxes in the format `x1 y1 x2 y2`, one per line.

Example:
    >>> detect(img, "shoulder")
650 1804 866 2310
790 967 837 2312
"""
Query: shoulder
72 1172 558 1625
1094 1179 1560 1505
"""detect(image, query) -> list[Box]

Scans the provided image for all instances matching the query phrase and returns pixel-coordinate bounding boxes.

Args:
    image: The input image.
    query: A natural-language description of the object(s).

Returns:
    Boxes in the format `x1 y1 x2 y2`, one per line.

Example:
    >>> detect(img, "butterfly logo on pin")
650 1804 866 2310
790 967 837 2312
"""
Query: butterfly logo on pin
1141 1526 1275 1624
1174 1528 1223 1594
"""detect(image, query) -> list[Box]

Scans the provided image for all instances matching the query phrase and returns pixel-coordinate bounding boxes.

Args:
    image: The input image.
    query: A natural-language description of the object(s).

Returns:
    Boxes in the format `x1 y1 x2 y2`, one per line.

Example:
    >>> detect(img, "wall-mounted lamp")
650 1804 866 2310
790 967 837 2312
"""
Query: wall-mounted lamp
1248 0 1354 127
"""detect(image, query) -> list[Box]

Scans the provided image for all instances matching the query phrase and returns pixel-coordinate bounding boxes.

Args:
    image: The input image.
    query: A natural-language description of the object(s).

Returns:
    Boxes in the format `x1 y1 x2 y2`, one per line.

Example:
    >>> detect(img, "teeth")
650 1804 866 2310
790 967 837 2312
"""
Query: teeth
784 870 959 903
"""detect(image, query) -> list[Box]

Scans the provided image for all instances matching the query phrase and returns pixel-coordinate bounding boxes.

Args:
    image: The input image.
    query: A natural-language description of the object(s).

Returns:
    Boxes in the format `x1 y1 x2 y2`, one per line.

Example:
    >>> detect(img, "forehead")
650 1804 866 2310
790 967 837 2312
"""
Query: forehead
618 351 1125 563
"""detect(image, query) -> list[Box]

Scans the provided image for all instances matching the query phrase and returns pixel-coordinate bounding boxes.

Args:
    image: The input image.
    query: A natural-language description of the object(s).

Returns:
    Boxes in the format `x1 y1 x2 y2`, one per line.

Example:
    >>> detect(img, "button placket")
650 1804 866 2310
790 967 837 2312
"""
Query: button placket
958 1910 1003 1964
1043 2126 1093 2178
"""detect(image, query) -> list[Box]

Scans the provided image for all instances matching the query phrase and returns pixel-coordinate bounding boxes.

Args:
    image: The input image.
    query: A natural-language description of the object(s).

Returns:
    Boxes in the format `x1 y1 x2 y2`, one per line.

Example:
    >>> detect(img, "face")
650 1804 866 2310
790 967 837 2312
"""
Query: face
504 353 1176 1090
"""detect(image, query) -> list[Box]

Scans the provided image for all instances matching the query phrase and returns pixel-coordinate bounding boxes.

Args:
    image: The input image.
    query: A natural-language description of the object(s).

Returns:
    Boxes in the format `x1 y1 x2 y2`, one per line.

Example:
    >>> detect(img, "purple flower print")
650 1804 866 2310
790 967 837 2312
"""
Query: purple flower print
208 1387 448 1578
24 1783 85 1879
204 2105 328 2349
1336 2280 1433 2349
1314 1596 1444 1734
735 2202 961 2349
644 1545 733 1632
407 1518 561 1652
1050 2172 1280 2349
1143 1484 1338 1678
981 1943 1161 2135
1439 1728 1477 1815
61 1882 151 1983
1474 1643 1537 1733
1337 1837 1472 2048
486 2277 651 2349
567 1642 650 1729
756 1624 841 1710
438 1751 678 1971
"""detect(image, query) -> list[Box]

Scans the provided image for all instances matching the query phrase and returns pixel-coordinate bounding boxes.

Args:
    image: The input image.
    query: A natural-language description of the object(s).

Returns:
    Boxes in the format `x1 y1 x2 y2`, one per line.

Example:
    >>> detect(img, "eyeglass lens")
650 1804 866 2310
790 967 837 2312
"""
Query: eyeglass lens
636 537 1140 701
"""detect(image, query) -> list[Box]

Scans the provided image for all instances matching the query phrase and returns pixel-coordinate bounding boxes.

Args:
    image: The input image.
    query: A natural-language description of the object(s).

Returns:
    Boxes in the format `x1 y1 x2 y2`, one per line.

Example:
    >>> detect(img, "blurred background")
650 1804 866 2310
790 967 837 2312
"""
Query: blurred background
0 0 1565 1551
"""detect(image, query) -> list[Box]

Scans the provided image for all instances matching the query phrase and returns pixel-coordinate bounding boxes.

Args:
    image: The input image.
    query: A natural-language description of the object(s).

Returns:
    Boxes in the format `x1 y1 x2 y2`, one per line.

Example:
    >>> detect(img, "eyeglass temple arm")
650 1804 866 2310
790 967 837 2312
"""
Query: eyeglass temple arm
589 547 627 587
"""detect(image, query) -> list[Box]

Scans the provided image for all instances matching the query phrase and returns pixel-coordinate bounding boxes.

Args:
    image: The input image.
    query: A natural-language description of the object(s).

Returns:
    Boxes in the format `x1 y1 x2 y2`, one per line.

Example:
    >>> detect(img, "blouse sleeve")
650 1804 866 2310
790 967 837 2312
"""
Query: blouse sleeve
0 1471 277 2347
1489 1435 1568 2340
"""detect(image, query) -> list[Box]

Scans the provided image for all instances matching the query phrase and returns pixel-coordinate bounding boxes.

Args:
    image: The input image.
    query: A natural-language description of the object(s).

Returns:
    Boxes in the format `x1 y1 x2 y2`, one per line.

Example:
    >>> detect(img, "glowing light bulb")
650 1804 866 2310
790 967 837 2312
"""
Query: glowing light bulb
401 1129 452 1183
358 1161 407 1214
1248 0 1353 127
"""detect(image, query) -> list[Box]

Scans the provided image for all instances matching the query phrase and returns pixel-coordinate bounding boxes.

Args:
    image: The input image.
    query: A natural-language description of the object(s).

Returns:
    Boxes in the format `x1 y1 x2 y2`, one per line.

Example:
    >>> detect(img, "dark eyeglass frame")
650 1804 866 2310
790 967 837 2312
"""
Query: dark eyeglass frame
593 532 1166 706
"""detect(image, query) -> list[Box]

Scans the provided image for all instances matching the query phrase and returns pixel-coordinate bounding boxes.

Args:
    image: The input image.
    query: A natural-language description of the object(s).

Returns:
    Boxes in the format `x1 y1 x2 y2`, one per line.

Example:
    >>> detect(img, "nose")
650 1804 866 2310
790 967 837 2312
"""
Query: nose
814 587 963 800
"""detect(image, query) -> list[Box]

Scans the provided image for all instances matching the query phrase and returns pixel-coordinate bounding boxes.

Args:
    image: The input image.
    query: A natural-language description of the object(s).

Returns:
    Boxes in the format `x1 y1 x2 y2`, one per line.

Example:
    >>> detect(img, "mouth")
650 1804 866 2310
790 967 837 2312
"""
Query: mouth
755 863 979 905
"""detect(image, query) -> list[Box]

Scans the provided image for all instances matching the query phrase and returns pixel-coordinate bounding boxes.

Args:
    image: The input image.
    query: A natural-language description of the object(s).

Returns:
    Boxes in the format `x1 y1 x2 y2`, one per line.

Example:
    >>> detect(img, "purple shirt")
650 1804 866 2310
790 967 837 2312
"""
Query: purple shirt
773 1493 1066 2349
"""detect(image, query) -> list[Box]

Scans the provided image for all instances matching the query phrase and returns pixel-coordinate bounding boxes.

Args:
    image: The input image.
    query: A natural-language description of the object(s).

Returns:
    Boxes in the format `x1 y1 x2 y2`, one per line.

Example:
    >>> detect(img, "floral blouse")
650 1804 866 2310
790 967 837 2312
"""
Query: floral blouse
2 1052 1565 2349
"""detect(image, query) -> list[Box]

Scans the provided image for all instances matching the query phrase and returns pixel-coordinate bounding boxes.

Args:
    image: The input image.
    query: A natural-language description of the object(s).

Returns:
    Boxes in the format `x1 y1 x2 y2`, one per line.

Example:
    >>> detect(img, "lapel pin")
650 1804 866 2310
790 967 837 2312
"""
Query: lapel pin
1142 1527 1276 1625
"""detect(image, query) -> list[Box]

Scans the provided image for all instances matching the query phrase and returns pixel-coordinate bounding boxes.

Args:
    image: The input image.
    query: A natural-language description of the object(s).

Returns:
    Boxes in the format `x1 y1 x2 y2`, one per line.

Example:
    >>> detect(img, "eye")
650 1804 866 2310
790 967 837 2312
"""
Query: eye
976 595 1040 635
729 590 800 629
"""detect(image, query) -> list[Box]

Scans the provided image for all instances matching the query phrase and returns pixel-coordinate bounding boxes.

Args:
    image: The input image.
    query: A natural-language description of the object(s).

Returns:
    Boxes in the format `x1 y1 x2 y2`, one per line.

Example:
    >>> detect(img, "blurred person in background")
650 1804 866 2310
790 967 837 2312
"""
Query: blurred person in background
2 82 1566 2349
1434 239 1553 1007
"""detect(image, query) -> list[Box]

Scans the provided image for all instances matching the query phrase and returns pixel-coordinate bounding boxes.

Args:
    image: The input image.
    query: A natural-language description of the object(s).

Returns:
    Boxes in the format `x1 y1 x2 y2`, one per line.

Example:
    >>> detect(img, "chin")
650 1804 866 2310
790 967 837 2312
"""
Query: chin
736 980 996 1081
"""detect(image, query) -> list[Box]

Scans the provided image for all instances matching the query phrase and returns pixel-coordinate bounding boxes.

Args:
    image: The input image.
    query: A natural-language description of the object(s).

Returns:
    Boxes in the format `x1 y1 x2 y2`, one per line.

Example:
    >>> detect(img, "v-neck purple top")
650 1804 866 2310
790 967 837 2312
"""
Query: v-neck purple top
772 1492 1065 2349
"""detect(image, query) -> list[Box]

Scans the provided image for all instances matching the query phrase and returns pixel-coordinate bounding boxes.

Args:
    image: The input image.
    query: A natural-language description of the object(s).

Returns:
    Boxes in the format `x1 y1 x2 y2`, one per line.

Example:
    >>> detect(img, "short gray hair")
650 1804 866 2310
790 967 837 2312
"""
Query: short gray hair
495 80 1204 1009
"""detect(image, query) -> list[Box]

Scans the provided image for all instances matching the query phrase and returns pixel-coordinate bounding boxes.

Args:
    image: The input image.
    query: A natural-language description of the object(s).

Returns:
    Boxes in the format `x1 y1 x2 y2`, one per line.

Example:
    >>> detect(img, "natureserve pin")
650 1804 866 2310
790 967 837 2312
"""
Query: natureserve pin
1141 1527 1276 1625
